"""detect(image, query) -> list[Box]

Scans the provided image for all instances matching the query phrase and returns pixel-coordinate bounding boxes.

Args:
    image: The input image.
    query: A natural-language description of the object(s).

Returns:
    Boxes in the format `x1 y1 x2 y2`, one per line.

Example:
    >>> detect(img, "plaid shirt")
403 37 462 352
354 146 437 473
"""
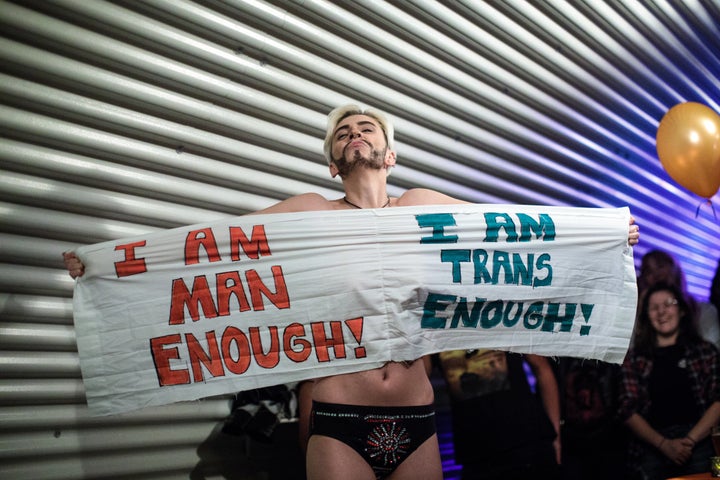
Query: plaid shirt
618 340 720 459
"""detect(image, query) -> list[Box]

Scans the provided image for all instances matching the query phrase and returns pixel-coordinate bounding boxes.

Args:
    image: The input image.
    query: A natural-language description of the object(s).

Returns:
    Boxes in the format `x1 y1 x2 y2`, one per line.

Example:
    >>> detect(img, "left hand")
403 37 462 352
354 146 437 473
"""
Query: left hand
63 251 85 279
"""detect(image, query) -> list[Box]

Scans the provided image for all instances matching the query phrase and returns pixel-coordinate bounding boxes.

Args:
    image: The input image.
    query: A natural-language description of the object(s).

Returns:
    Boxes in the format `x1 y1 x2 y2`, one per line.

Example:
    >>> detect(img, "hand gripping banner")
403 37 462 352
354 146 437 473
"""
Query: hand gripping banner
72 204 637 415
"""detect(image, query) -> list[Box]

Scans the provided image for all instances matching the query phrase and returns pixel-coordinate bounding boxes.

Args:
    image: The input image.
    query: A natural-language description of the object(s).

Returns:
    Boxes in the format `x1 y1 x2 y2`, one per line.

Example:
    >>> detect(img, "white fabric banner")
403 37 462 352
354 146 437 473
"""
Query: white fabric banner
73 204 637 415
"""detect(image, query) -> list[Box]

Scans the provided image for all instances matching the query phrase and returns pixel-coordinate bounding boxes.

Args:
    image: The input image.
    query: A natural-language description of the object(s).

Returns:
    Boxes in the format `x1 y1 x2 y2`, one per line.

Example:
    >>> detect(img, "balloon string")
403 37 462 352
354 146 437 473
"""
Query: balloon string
695 199 716 219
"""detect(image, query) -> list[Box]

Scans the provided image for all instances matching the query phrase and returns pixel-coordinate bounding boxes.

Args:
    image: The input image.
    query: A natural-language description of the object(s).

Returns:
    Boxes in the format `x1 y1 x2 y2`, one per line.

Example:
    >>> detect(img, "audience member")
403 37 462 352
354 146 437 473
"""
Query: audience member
619 282 720 480
437 350 560 480
637 250 685 296
711 258 720 319
638 250 720 350
558 357 627 480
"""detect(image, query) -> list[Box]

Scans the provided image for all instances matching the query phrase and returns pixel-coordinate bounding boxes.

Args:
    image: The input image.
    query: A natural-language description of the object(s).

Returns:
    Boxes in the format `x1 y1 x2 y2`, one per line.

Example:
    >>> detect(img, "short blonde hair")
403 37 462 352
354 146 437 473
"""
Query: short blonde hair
322 104 395 165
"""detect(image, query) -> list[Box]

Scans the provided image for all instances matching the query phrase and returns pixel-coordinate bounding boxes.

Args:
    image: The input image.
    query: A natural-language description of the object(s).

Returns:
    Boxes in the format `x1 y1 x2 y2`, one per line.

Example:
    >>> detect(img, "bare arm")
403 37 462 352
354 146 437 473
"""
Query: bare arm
63 191 640 277
396 188 470 206
625 412 693 465
526 354 561 464
250 192 333 215
686 400 720 446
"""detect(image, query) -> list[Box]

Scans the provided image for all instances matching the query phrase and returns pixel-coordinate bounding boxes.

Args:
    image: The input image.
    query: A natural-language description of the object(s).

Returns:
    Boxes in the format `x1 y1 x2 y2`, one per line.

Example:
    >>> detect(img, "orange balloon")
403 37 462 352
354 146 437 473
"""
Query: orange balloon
656 102 720 198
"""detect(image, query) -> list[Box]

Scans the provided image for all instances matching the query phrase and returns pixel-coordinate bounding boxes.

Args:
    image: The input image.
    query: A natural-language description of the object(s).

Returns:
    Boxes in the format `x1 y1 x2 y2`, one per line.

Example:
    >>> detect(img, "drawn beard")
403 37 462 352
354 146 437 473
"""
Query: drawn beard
333 144 387 178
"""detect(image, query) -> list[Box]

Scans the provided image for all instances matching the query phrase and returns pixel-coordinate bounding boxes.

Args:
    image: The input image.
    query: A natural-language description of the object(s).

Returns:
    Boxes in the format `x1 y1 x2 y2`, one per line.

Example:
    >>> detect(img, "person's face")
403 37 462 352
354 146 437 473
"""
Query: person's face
647 289 681 339
329 114 395 177
641 258 676 287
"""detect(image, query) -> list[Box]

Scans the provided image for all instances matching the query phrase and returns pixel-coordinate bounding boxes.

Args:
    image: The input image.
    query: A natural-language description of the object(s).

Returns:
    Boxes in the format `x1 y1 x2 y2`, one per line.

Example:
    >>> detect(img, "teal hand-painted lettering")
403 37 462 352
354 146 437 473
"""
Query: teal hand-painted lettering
421 292 457 328
441 249 470 283
517 213 555 241
580 303 594 335
450 297 486 328
449 299 521 329
523 302 545 329
480 300 504 328
484 213 518 242
503 302 523 327
472 249 493 284
493 251 513 283
542 303 576 332
471 250 553 286
415 213 458 244
512 253 533 286
484 212 556 242
450 297 469 328
533 253 552 287
421 294 594 337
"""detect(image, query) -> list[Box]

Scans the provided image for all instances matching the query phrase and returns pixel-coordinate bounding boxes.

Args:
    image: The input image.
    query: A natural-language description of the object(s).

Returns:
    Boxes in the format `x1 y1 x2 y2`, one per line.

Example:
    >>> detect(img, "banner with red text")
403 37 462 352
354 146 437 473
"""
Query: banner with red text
73 204 637 415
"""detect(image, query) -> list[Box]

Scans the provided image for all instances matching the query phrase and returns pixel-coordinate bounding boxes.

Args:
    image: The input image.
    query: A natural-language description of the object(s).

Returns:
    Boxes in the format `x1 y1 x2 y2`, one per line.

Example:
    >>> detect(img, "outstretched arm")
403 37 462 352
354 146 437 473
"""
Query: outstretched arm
63 196 640 278
526 354 561 464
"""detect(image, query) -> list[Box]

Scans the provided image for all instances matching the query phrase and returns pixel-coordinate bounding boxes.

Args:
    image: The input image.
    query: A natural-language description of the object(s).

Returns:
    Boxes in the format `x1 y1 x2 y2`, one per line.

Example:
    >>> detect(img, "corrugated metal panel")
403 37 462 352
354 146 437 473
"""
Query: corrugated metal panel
1 0 719 479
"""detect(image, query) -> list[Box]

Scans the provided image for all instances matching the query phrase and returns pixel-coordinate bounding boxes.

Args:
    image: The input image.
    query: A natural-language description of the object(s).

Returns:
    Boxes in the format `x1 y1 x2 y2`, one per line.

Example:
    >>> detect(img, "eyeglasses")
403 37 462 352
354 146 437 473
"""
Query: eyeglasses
648 298 678 314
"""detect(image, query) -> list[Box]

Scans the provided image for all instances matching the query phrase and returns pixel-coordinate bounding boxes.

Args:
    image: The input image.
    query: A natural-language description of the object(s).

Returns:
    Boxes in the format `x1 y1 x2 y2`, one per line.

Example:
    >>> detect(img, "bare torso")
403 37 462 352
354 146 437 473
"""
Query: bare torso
312 360 433 406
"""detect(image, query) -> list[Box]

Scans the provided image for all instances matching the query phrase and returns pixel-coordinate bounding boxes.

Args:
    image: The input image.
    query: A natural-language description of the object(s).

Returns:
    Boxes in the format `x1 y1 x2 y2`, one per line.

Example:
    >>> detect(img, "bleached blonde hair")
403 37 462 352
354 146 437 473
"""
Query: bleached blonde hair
322 104 395 165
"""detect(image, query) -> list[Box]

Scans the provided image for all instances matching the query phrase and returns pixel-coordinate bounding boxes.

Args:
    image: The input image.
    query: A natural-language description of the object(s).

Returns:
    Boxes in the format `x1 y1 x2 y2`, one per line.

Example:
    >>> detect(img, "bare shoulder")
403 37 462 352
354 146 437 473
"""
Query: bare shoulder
396 188 469 206
252 192 333 215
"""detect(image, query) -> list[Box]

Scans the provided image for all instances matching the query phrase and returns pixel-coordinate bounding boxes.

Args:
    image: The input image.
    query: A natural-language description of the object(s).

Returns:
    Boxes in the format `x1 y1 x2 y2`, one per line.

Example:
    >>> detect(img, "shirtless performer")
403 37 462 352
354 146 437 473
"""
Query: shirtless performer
64 104 640 480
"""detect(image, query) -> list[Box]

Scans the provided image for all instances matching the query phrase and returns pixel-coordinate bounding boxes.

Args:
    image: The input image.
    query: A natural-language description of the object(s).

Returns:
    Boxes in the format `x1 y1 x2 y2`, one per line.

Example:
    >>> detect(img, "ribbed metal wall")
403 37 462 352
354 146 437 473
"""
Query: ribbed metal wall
1 1 719 479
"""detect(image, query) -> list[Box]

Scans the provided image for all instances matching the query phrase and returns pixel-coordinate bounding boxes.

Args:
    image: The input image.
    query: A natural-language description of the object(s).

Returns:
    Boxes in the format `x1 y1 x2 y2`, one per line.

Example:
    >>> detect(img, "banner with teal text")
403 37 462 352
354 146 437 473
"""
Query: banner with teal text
73 204 637 415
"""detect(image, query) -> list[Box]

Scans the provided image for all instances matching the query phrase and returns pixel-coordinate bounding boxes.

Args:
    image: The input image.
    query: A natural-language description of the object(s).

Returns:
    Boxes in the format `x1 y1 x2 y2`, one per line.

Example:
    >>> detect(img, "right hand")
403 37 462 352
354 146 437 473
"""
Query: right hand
63 252 85 279
627 217 640 246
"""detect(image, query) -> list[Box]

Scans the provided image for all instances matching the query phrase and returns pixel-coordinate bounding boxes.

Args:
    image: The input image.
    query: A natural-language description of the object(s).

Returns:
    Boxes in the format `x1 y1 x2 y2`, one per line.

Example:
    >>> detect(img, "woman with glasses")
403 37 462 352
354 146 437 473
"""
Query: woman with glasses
619 282 720 480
